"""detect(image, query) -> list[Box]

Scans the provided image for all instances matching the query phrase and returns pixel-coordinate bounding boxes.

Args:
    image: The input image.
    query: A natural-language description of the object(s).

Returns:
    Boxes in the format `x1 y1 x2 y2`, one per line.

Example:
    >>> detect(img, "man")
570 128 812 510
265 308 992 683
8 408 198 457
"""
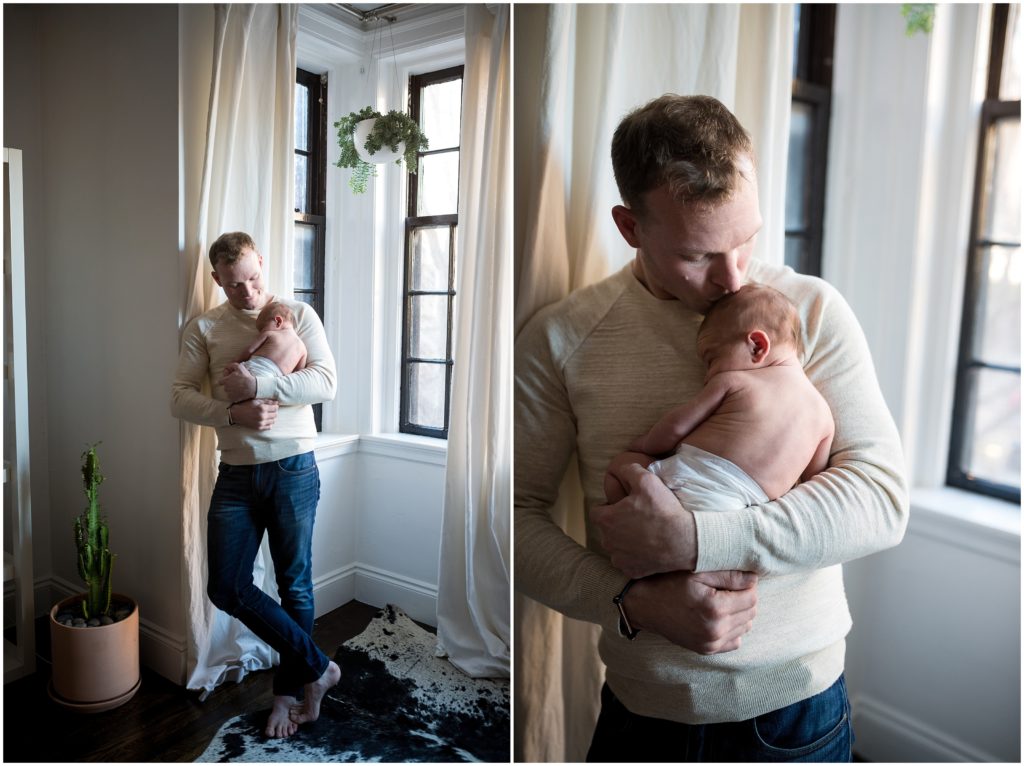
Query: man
171 232 340 739
514 95 908 761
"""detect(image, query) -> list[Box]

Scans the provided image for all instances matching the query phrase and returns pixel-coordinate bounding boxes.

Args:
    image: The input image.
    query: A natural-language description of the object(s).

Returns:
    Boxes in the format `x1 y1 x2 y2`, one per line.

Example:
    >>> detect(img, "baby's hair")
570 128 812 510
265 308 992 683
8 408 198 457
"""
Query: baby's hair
256 301 295 328
700 284 803 358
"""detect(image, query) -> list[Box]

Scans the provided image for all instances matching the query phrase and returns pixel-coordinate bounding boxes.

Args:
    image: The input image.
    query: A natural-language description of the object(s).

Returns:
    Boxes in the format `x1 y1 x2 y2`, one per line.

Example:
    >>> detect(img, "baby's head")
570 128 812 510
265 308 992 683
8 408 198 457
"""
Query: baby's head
696 284 802 373
256 301 296 331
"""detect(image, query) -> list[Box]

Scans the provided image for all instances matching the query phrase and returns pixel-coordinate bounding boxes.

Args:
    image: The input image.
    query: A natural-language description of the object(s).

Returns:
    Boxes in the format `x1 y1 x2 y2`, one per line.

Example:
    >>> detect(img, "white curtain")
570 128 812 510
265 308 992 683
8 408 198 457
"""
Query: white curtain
435 3 512 679
179 3 297 697
513 4 793 760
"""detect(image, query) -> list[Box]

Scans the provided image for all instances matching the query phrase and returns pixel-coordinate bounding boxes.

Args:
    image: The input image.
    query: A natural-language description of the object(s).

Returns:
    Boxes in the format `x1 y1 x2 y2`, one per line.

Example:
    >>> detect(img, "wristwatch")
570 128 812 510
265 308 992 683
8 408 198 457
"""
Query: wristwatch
613 579 640 640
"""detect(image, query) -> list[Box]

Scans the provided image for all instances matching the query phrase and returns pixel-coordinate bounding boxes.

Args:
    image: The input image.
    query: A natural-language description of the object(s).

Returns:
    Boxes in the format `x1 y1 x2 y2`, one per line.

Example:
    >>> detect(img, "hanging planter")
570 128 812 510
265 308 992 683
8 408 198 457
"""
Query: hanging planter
334 106 429 194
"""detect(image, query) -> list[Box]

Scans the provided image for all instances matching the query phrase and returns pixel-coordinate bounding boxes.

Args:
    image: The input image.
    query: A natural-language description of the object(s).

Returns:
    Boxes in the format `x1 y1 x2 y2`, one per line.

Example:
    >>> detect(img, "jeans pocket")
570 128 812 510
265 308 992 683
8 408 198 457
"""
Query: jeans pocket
751 676 851 761
276 451 316 476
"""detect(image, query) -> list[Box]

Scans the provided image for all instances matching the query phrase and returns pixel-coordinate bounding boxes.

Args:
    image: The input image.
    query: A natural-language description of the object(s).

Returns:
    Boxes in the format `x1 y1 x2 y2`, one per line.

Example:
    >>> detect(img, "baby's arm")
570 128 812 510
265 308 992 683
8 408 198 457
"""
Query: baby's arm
234 331 272 364
629 377 731 455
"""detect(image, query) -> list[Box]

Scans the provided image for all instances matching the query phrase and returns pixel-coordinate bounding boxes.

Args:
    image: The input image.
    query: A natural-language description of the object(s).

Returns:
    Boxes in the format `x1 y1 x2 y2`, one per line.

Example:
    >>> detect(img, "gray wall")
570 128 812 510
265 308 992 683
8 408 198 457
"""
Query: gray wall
4 4 184 676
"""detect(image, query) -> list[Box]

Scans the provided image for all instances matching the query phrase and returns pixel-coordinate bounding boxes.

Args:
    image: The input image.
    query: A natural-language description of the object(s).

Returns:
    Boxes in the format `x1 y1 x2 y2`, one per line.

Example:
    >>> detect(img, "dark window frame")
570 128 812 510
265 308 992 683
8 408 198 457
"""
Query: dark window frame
785 4 835 277
295 67 328 431
399 65 464 439
947 3 1021 503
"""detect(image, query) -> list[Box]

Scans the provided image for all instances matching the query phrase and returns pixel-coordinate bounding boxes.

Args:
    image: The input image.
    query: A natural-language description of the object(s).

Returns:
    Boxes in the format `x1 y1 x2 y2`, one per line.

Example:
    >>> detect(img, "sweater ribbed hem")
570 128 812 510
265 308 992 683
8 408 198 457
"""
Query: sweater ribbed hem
605 640 846 724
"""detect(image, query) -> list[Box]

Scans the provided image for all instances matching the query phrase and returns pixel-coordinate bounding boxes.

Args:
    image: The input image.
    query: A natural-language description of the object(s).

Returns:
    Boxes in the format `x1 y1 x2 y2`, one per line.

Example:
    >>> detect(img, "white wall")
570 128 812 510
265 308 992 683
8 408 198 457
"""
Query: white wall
295 5 464 630
3 4 184 678
825 5 1020 762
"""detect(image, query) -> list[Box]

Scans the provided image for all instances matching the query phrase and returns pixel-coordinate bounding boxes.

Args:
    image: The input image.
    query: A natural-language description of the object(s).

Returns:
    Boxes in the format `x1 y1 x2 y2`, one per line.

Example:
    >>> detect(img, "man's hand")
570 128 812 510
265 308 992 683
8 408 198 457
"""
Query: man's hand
590 461 697 577
221 362 257 402
627 570 758 654
229 398 279 431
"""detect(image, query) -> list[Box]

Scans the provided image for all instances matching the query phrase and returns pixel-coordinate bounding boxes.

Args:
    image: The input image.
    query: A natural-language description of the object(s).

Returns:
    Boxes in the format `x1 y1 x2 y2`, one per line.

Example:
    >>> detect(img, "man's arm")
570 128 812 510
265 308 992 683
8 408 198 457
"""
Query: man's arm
171 316 278 430
515 307 756 651
171 316 231 427
222 303 336 405
593 281 909 577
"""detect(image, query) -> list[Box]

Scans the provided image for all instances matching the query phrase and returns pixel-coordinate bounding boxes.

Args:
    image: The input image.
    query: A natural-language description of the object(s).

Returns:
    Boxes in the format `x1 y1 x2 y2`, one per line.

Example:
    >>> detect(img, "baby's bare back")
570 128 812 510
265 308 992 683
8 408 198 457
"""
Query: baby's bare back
253 327 307 374
684 366 834 500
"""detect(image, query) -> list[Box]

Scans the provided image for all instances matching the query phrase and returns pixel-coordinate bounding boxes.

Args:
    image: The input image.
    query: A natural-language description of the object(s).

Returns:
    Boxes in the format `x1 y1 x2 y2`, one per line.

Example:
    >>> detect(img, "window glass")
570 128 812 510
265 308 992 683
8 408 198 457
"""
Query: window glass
417 152 460 216
420 79 462 151
959 367 1021 488
785 102 812 231
1000 3 1020 100
407 363 447 430
409 226 450 292
295 83 309 151
295 154 308 213
408 295 450 360
980 118 1020 242
971 245 1021 367
294 224 316 290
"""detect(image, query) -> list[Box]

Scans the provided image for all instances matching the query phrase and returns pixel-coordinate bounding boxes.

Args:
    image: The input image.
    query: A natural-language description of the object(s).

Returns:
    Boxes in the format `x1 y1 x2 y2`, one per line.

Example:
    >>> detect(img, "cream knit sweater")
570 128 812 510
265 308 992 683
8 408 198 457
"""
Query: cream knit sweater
514 260 908 724
171 298 336 465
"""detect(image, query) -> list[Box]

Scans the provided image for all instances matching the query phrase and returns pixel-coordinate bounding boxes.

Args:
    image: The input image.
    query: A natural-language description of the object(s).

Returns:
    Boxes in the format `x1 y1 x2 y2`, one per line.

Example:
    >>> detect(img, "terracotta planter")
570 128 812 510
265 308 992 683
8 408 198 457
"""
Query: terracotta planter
48 593 140 712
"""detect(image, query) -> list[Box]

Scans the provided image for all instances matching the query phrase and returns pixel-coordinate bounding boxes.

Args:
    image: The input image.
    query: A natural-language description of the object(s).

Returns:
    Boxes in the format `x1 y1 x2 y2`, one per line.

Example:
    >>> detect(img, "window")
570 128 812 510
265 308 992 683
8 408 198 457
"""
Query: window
784 4 835 277
948 4 1021 503
294 68 327 430
399 65 464 438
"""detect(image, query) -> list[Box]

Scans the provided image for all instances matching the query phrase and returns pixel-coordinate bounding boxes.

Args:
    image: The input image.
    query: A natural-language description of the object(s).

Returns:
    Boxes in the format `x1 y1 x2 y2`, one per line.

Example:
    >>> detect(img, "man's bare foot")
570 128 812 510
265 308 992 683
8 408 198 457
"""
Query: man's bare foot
266 695 299 738
289 661 340 725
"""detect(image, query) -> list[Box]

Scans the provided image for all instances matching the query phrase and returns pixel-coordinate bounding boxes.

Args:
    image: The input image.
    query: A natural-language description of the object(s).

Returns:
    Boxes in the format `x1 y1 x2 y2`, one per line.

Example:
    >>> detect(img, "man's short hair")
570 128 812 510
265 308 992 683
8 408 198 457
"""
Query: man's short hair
700 284 803 358
611 94 754 213
209 232 258 269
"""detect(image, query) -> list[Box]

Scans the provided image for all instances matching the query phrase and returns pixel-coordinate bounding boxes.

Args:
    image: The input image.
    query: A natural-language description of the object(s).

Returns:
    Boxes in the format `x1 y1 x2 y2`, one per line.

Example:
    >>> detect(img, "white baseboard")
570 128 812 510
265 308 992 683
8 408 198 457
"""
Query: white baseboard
852 693 1002 762
313 563 357 617
353 563 438 627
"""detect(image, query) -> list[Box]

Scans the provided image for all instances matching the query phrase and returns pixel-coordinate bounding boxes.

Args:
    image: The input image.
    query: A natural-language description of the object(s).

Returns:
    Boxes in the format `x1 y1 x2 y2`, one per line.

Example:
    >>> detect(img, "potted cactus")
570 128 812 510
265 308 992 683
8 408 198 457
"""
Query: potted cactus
49 444 140 712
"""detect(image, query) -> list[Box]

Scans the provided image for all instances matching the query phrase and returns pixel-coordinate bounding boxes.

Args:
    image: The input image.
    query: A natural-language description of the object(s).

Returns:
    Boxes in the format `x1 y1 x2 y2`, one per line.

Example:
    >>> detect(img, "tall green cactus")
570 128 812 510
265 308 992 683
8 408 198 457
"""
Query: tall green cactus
73 443 115 619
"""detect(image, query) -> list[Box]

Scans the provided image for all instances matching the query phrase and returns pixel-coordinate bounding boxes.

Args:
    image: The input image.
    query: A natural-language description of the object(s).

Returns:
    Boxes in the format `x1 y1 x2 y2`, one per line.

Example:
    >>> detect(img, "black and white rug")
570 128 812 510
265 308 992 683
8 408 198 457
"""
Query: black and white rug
196 605 509 763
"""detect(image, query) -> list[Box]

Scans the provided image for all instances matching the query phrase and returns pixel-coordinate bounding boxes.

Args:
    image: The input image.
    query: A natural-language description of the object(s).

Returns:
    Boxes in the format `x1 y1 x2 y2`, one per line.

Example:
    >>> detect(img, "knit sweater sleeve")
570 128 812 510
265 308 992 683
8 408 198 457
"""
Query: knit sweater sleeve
514 305 629 631
253 302 337 405
170 314 230 427
693 279 910 575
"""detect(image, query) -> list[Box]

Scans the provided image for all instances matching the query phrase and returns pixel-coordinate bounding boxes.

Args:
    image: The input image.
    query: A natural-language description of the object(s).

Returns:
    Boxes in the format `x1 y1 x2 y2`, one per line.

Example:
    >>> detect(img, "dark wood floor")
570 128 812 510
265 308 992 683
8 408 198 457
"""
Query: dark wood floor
3 600 389 762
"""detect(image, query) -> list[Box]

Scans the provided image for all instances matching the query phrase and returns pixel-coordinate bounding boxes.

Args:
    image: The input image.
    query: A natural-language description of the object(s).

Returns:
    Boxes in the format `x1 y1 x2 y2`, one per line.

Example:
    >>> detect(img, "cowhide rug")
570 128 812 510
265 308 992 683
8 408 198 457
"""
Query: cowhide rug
196 605 509 763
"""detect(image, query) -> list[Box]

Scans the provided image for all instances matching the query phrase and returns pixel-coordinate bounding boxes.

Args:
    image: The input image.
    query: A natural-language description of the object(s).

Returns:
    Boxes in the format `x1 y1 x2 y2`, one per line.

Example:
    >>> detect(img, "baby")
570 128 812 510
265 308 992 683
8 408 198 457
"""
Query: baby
234 300 308 378
604 284 834 513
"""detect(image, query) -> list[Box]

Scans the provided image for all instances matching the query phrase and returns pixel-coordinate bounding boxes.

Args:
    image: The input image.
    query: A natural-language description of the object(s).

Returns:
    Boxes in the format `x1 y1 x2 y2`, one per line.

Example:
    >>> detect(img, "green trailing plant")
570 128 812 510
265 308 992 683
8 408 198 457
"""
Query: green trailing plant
73 443 115 619
901 4 935 36
334 106 429 194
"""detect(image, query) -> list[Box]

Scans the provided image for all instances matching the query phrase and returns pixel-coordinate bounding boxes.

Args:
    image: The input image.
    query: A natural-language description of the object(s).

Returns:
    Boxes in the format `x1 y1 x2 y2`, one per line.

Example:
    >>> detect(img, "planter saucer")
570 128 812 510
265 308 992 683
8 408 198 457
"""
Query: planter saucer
47 676 141 713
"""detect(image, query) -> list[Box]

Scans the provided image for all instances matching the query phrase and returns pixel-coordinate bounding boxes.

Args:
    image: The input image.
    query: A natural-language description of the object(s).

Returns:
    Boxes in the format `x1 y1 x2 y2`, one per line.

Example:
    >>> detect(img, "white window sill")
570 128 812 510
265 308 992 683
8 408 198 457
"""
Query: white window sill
360 433 448 466
315 432 447 466
909 486 1020 564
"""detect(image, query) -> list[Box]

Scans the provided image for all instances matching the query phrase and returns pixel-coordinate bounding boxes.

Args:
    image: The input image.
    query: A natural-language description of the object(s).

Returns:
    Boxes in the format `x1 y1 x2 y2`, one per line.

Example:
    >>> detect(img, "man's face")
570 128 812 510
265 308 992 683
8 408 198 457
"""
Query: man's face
212 247 267 311
612 163 762 314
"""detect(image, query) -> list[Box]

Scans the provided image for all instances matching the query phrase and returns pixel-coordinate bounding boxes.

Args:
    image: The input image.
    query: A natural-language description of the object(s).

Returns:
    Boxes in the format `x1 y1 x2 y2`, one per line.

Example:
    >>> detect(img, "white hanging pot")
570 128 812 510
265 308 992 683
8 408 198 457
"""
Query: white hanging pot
353 118 406 165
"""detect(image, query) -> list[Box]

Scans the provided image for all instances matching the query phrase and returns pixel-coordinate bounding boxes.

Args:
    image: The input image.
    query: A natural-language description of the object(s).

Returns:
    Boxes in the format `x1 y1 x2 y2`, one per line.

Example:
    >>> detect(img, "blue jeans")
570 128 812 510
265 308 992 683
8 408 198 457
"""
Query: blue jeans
587 675 853 762
206 451 329 698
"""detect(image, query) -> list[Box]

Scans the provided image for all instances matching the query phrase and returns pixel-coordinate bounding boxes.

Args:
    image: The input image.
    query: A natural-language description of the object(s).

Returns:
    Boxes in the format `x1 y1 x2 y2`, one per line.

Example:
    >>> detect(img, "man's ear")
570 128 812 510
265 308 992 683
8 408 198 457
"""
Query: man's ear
748 330 770 363
211 270 222 287
611 205 642 248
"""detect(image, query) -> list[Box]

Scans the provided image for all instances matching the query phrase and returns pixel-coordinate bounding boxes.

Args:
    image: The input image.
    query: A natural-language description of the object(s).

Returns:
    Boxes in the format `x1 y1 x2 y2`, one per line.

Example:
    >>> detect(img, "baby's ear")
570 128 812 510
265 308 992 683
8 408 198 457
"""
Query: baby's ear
747 330 770 363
